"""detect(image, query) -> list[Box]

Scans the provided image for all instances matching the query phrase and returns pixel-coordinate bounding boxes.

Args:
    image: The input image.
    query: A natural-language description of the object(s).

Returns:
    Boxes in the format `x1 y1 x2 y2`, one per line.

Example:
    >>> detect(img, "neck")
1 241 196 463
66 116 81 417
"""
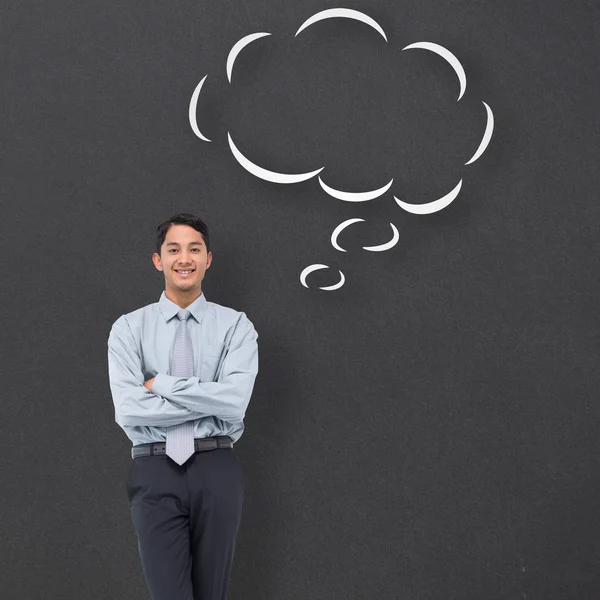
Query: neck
165 287 202 309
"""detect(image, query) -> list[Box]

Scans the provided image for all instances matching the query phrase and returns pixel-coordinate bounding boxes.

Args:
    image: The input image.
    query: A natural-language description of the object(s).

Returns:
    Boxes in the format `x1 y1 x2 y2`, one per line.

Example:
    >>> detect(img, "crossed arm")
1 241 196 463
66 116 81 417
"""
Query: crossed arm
107 315 259 428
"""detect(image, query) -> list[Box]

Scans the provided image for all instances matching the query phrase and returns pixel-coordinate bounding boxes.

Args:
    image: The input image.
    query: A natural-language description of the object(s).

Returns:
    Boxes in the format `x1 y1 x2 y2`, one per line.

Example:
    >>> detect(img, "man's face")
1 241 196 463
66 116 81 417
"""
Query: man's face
152 224 212 294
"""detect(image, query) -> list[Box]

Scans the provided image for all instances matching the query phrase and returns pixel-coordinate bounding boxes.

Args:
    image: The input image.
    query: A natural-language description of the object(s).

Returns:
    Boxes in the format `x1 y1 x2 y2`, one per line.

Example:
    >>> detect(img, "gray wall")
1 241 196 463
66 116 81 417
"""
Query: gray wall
2 0 600 598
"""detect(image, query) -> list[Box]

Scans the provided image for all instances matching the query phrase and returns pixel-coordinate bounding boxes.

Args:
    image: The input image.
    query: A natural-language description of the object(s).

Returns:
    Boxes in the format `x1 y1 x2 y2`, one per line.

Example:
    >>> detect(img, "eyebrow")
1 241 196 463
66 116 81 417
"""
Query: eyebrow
165 241 204 246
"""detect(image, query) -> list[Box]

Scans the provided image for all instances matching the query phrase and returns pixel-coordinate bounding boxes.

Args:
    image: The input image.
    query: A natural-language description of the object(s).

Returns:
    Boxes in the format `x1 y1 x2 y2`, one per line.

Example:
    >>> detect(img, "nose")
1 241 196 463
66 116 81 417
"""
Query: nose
177 252 193 264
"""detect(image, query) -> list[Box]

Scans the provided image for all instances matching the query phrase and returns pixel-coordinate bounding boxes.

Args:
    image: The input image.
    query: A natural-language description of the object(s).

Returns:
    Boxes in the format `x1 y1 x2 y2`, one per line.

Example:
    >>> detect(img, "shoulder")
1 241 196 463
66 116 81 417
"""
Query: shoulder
109 299 159 335
206 299 243 320
206 300 257 332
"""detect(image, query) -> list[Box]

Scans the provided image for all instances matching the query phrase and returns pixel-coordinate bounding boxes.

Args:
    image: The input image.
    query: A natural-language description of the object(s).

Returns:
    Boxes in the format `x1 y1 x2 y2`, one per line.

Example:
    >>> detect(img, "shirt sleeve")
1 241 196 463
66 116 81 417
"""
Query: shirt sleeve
107 317 200 428
152 313 259 422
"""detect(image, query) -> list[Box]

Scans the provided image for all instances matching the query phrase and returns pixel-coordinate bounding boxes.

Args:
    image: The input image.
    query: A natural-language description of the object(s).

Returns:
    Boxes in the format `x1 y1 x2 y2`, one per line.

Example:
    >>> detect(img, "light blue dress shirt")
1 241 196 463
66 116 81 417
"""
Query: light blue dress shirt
107 290 259 446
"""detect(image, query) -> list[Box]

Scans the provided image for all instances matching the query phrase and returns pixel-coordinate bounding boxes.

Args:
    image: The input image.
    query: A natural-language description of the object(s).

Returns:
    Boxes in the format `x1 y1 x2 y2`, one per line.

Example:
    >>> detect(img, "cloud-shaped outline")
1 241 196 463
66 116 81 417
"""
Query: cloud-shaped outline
187 7 496 288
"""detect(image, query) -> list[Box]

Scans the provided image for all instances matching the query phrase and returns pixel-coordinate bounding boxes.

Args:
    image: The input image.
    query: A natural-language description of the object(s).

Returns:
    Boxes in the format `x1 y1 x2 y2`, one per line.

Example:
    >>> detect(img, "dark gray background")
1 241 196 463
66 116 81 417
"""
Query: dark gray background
2 0 600 598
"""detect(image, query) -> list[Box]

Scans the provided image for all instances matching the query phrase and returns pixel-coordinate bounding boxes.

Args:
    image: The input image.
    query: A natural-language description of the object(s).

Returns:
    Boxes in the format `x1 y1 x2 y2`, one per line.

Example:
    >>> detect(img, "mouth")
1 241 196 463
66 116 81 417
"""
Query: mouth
175 269 196 278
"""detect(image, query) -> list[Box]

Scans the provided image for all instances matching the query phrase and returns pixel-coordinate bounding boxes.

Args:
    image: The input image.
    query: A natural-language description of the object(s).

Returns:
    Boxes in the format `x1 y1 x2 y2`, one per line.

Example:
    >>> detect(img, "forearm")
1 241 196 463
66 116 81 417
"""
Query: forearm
152 373 256 421
112 383 200 428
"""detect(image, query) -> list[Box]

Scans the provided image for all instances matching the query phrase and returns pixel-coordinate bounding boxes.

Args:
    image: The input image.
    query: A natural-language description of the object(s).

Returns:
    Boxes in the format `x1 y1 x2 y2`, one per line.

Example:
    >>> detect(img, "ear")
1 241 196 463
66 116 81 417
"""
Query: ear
152 252 163 271
205 251 213 270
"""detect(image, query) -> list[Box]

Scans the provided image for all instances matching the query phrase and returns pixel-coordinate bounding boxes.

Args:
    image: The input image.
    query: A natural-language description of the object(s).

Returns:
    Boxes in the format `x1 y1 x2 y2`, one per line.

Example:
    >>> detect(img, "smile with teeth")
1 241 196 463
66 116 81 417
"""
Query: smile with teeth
176 269 195 276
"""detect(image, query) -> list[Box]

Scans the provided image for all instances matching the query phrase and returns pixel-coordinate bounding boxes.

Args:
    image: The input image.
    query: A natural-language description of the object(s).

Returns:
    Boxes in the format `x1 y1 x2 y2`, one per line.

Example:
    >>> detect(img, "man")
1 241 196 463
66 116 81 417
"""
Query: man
107 212 259 600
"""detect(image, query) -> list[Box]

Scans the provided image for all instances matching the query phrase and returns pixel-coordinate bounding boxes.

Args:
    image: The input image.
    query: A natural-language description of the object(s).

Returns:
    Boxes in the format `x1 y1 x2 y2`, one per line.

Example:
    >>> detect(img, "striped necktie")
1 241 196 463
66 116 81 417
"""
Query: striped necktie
165 308 196 465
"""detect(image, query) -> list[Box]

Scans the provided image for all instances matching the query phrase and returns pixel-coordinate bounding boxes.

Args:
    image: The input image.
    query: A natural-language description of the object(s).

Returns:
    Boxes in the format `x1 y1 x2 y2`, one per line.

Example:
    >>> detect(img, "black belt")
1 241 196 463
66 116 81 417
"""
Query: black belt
131 436 233 459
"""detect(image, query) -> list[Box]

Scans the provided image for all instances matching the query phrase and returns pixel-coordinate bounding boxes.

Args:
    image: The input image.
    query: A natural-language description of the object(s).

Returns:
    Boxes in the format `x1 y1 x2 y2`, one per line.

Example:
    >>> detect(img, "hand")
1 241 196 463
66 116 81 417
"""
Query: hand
143 376 156 392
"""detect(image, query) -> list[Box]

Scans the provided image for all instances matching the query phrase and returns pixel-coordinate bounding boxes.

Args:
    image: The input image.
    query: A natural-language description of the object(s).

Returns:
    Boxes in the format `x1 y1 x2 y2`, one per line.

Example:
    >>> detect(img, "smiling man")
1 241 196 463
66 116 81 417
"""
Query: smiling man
107 212 259 600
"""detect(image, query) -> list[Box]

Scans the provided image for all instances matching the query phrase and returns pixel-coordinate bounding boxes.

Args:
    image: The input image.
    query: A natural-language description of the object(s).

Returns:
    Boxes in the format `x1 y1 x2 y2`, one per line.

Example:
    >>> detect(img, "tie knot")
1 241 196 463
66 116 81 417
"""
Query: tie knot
177 309 191 321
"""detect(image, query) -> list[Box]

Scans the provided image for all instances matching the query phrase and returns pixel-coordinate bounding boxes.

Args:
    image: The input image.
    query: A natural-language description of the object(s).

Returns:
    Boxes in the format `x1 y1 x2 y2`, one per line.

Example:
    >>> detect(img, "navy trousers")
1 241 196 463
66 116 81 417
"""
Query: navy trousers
126 446 245 600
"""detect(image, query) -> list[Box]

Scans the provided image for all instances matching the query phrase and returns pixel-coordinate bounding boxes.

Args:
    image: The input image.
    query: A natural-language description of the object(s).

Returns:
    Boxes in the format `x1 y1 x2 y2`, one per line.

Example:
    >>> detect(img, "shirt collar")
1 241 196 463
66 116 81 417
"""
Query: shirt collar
158 290 208 324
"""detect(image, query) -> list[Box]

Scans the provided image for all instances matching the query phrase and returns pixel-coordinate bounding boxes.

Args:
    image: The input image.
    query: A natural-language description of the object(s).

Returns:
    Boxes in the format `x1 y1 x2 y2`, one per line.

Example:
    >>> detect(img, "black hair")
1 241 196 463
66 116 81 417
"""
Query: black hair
155 213 211 255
